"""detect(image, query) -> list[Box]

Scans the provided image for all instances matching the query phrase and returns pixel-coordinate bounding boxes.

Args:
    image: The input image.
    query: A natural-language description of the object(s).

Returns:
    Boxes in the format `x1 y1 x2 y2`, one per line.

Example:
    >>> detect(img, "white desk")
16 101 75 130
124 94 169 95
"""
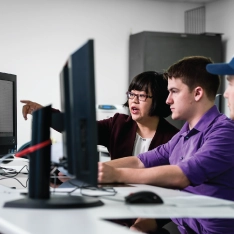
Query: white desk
0 158 29 189
1 160 234 234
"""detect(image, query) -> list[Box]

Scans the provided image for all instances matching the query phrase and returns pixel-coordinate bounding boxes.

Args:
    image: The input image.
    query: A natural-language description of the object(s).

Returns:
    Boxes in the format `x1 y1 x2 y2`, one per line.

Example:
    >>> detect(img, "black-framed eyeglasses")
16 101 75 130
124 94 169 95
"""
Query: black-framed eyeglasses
126 91 153 102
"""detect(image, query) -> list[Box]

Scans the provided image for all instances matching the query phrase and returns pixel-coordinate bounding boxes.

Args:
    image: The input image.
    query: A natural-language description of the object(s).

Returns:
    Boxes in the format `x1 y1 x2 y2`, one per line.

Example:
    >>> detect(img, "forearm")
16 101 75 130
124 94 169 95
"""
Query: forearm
114 165 190 189
105 156 144 168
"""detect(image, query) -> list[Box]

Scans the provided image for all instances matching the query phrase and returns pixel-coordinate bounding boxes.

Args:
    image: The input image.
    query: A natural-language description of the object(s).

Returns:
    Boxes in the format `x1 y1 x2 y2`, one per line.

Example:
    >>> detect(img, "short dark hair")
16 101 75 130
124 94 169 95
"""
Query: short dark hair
164 56 220 101
227 75 234 82
123 71 171 117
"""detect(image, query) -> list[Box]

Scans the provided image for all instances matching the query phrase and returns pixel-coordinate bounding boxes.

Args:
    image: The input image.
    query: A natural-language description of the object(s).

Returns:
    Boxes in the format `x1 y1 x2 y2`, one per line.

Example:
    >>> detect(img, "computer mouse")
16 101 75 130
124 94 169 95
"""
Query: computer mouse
125 191 163 204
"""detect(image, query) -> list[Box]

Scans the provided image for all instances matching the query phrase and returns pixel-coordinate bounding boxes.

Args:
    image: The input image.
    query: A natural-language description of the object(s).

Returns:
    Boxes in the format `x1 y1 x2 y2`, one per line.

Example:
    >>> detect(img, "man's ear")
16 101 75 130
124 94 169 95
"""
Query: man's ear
194 87 203 101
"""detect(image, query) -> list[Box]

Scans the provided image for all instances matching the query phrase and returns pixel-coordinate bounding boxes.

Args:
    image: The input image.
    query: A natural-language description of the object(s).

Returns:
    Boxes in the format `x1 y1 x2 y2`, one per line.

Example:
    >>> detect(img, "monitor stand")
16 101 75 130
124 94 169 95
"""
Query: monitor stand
4 106 104 209
4 194 103 209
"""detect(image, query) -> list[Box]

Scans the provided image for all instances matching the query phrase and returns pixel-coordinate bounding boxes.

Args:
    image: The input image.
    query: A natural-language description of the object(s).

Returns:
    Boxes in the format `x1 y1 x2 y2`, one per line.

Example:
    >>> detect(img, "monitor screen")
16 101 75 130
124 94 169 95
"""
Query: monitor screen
60 39 99 187
0 72 17 156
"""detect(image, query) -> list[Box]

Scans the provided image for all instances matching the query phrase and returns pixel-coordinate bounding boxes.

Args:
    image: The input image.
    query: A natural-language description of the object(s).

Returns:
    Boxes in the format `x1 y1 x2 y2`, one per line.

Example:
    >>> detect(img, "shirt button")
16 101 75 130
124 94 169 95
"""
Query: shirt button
185 136 189 139
180 156 183 160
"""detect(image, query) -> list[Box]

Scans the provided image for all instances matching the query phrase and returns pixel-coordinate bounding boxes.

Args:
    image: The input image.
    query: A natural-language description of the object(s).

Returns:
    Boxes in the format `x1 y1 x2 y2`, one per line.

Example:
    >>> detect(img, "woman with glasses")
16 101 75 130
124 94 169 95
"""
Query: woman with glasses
21 71 178 160
96 71 178 159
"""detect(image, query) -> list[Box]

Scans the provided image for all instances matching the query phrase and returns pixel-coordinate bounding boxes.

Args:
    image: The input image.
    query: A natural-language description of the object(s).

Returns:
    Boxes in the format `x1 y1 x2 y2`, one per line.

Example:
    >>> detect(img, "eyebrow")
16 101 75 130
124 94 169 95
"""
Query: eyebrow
131 91 147 94
168 88 179 91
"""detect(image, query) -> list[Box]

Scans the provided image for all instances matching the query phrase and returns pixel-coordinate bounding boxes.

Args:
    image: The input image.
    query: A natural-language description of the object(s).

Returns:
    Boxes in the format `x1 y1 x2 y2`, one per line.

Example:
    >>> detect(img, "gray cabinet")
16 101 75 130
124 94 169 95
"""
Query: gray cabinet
129 31 223 129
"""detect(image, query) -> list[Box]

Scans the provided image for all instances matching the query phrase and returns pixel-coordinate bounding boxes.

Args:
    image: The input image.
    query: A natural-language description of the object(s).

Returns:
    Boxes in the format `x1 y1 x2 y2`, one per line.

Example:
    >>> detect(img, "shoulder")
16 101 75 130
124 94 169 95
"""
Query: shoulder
200 106 234 132
210 113 234 130
203 114 234 143
98 113 133 126
110 113 132 123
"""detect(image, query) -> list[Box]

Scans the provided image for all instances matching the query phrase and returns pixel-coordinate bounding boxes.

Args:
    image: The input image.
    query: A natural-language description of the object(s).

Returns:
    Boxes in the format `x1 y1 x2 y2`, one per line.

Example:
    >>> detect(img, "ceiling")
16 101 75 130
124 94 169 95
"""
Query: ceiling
153 0 220 3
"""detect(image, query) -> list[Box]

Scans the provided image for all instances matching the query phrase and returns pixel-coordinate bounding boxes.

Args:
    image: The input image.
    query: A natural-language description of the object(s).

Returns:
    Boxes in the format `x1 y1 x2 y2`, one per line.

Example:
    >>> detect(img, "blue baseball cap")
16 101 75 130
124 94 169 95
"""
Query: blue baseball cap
206 57 234 75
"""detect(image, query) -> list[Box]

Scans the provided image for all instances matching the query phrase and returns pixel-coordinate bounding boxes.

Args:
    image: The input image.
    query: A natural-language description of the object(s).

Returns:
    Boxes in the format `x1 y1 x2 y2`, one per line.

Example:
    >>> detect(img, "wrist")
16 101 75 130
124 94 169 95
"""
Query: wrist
114 168 122 183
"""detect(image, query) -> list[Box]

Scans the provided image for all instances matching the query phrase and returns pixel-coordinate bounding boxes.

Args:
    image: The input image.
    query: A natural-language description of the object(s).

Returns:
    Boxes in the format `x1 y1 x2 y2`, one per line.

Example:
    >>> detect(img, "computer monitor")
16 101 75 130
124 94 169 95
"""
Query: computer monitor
0 72 17 156
60 39 99 186
4 40 103 209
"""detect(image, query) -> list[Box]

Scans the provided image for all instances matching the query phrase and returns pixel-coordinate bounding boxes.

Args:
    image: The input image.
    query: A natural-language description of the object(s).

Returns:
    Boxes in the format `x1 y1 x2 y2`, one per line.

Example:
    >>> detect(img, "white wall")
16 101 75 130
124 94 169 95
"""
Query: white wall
206 0 234 117
0 0 203 147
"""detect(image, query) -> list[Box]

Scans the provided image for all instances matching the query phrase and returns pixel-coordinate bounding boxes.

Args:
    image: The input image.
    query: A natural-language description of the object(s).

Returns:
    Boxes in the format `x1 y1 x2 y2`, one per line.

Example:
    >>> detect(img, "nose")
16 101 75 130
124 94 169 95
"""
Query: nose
223 89 228 99
166 93 172 105
132 95 140 103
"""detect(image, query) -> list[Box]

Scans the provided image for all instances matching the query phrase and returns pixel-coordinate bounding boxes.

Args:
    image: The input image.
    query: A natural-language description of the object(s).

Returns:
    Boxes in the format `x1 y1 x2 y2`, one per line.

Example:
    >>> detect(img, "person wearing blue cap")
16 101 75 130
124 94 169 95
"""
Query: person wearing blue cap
206 57 234 120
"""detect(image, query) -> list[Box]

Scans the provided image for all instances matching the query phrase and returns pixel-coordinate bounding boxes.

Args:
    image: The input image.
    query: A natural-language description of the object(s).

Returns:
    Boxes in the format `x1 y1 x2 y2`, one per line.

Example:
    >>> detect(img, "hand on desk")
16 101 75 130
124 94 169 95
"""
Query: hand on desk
130 218 157 233
57 172 70 183
98 162 117 183
21 100 43 120
50 172 70 188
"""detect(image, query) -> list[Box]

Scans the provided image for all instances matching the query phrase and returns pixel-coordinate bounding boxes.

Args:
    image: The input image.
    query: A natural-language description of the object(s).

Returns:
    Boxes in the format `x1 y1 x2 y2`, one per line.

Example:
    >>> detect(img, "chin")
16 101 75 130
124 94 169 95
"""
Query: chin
131 115 138 121
171 114 179 120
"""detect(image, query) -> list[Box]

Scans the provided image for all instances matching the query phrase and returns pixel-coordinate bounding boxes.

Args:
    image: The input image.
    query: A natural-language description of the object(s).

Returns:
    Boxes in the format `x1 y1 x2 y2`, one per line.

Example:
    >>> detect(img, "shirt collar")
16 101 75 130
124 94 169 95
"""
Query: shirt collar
180 105 220 135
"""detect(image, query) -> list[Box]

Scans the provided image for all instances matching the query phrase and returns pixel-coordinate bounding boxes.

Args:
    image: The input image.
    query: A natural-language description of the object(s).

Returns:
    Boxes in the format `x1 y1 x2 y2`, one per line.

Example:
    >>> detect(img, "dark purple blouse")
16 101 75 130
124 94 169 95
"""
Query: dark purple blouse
97 113 178 160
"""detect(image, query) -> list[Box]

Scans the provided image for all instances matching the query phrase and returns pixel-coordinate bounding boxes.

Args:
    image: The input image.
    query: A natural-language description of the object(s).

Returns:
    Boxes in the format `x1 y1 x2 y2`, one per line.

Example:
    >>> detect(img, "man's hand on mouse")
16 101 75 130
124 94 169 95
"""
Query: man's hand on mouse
98 162 118 183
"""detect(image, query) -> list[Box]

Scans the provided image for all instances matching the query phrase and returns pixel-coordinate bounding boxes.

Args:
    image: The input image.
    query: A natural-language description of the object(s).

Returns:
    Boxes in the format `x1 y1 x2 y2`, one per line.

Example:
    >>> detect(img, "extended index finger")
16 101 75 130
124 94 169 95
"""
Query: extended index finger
20 100 31 104
22 104 30 120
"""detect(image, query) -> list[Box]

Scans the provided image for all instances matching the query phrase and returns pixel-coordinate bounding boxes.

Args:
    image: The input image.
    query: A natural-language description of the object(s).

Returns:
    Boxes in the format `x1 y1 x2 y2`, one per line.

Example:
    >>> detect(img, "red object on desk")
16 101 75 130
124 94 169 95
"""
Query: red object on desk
15 139 51 158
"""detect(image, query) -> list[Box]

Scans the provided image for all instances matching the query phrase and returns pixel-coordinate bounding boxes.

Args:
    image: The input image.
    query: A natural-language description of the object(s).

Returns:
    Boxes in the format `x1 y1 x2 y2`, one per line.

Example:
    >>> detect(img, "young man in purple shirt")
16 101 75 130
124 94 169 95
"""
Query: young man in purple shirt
98 56 234 234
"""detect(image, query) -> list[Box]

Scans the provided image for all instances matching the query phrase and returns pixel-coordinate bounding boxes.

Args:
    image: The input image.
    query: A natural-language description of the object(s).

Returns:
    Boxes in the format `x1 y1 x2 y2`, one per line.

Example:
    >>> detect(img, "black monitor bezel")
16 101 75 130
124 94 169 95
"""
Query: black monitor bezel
60 39 99 187
0 72 17 155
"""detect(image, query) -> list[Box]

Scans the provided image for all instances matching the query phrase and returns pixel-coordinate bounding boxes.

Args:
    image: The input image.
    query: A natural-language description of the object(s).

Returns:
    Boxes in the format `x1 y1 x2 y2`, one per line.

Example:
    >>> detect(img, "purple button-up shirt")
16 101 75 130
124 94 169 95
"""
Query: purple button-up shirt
138 105 234 234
